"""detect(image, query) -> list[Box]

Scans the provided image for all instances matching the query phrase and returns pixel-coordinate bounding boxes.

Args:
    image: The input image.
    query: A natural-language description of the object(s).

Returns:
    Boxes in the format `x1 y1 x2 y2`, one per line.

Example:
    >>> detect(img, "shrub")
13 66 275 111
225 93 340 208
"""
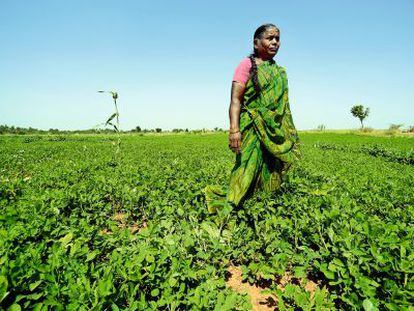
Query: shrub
385 124 403 136
403 126 414 133
389 124 403 131
361 127 374 133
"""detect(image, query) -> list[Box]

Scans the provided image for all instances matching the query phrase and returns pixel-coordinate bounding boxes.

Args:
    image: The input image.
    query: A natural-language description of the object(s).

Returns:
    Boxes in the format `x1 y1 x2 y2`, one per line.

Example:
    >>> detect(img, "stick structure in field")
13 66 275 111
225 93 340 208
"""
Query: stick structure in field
98 90 121 158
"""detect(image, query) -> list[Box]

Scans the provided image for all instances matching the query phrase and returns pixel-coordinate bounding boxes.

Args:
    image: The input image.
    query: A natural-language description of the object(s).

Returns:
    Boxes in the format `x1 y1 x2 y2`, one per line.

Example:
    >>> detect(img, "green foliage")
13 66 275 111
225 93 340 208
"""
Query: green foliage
0 133 413 309
275 284 334 310
314 142 414 165
351 105 370 128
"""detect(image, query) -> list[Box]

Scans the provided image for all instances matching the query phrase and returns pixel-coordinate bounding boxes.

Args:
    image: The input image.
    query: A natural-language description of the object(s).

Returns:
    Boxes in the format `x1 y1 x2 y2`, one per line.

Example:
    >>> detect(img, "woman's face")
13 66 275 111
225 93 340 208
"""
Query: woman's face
254 27 280 59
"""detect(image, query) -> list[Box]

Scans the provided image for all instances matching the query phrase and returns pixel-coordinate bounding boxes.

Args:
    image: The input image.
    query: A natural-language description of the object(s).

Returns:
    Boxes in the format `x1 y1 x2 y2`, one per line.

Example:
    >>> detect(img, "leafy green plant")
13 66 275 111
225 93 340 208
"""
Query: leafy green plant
313 142 414 165
0 132 413 309
275 284 335 310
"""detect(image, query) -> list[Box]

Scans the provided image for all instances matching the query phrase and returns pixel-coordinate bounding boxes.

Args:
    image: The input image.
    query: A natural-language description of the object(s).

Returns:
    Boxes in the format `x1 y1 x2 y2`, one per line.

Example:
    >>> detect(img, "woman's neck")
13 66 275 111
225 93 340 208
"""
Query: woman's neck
254 56 275 65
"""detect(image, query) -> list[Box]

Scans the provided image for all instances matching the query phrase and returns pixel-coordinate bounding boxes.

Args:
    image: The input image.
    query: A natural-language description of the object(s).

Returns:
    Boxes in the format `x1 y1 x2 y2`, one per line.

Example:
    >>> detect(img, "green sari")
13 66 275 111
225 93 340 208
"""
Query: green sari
204 60 301 212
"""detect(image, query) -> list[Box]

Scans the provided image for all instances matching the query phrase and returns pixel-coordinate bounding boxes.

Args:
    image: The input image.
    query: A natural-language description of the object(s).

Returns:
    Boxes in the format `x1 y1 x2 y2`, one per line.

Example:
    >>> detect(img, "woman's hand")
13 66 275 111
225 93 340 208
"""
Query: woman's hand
229 131 242 154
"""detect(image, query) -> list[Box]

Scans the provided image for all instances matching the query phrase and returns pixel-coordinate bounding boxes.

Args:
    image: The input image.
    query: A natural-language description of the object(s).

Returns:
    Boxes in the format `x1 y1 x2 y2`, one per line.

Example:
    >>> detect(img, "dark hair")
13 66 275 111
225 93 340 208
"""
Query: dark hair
249 23 279 95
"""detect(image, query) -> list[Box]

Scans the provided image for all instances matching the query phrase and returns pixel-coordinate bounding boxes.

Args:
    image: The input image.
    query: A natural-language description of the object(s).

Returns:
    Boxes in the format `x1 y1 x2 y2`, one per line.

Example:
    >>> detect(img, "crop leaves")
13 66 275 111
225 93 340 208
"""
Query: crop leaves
0 133 413 309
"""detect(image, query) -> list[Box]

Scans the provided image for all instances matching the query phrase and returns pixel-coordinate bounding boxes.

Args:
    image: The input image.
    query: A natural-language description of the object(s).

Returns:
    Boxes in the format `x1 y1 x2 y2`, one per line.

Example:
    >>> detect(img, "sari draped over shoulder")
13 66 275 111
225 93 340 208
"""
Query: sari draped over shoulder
204 61 301 212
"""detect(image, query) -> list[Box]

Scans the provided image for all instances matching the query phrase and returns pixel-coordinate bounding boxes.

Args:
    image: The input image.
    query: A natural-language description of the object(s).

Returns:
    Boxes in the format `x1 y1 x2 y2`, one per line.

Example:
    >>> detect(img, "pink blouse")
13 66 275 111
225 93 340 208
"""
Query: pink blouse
232 57 252 85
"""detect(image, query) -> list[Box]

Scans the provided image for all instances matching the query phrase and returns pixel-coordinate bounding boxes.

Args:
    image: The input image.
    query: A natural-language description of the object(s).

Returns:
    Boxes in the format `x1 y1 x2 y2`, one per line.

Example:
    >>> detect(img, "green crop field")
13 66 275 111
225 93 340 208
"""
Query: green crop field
1 133 413 310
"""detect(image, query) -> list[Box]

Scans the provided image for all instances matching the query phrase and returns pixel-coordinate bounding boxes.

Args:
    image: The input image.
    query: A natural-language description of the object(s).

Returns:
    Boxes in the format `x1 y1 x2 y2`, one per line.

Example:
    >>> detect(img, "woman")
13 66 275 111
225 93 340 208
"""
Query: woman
205 24 300 212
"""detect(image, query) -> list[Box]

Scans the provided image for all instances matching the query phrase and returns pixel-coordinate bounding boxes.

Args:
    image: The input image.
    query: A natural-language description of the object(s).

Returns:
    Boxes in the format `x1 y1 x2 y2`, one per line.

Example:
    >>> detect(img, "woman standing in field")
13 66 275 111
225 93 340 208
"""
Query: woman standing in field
205 24 300 212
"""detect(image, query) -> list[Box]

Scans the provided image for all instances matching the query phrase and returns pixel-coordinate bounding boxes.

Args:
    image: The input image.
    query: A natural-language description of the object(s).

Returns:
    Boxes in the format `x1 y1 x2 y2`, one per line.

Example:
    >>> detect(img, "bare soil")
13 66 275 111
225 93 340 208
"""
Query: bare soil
100 213 147 235
225 265 319 311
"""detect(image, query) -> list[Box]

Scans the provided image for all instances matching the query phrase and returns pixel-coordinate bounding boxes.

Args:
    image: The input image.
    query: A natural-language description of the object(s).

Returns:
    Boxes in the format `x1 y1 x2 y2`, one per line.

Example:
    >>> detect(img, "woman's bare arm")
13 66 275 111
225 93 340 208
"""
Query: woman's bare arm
228 81 246 153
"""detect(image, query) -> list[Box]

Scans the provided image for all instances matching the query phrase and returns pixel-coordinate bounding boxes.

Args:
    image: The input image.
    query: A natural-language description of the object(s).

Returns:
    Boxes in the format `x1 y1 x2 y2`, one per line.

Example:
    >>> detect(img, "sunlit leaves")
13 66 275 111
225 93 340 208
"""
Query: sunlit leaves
0 133 413 309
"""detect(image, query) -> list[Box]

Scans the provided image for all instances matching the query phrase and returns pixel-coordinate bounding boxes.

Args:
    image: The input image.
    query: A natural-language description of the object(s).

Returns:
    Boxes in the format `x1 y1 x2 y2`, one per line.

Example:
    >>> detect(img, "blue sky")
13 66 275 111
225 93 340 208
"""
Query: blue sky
1 0 413 130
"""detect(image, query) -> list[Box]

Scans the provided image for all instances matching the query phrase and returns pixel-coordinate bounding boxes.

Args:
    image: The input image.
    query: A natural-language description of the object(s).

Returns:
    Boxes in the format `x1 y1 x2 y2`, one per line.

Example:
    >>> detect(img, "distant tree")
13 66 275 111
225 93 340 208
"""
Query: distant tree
316 124 325 131
351 105 370 129
185 128 189 132
134 126 142 132
155 128 162 133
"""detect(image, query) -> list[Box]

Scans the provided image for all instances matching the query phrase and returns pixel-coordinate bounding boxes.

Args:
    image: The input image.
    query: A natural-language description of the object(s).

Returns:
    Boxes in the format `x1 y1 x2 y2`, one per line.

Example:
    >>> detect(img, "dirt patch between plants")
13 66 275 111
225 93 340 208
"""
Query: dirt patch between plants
225 265 319 311
99 213 147 235
226 266 277 310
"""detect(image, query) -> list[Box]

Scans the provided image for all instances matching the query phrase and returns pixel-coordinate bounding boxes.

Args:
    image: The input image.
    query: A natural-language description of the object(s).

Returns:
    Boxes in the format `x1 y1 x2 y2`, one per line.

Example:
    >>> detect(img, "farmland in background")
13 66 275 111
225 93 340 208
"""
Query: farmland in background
1 133 413 310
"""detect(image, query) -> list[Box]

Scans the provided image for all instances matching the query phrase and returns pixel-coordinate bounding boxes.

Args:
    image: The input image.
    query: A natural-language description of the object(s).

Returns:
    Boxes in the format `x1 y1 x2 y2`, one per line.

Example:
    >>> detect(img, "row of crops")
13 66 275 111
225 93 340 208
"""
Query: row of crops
313 142 414 165
1 133 413 310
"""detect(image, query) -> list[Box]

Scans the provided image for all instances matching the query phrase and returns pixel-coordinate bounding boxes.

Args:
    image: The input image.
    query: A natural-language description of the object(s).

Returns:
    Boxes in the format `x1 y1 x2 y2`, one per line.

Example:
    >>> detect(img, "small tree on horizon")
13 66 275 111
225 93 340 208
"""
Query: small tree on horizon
351 104 370 129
